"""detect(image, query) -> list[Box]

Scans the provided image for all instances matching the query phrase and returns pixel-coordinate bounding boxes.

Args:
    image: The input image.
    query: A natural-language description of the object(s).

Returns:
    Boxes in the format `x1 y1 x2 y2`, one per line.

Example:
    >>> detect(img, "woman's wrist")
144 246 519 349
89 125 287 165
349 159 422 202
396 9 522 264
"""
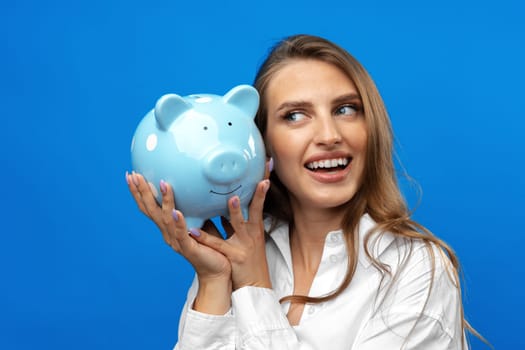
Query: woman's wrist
232 274 272 291
193 276 232 315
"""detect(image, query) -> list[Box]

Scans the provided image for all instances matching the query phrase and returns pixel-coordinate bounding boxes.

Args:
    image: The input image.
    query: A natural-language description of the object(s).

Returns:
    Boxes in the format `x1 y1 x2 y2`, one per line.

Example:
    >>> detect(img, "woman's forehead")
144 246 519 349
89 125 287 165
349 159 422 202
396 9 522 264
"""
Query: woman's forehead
265 60 359 108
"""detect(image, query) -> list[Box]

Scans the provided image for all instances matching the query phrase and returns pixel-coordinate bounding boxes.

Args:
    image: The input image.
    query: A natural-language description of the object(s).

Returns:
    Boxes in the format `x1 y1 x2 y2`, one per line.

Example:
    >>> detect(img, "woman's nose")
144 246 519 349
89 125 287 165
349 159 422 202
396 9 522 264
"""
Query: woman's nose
313 116 342 146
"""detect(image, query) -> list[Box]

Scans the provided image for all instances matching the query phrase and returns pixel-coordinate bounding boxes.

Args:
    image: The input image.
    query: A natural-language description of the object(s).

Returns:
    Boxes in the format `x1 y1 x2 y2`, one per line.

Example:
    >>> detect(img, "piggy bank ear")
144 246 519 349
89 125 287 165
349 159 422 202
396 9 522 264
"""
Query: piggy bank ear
154 94 191 131
223 85 260 118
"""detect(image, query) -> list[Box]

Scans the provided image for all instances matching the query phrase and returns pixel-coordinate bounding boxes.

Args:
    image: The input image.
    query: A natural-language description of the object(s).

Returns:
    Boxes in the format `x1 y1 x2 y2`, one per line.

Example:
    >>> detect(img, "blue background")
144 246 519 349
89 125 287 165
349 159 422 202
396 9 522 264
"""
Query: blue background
2 0 523 348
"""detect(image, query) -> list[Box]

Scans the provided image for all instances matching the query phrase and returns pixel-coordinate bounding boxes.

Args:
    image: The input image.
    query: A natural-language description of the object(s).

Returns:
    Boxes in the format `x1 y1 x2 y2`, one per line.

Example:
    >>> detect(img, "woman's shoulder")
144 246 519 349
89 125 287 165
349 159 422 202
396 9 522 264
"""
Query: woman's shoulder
360 214 455 279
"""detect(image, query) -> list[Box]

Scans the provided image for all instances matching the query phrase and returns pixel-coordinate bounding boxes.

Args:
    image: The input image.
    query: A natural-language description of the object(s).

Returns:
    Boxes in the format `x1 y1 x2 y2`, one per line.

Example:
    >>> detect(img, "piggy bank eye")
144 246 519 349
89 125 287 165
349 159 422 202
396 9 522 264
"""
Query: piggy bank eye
228 122 232 126
203 126 208 130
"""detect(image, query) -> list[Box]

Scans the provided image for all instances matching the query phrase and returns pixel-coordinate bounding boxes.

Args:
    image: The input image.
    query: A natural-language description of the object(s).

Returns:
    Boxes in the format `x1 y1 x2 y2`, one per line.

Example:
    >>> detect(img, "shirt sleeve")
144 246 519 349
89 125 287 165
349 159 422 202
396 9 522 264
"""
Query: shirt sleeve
173 276 236 350
232 286 316 349
351 243 467 350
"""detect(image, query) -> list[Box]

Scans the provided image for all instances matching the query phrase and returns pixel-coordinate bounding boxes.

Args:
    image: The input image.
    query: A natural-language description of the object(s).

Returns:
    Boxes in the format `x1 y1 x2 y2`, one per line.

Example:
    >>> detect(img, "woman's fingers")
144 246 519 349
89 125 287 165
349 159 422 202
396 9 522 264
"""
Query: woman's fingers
158 180 181 251
157 180 206 255
127 171 149 215
131 172 162 220
127 172 233 281
126 169 270 284
248 179 270 223
171 210 194 252
160 180 175 225
264 157 273 180
188 226 235 258
227 196 245 234
222 179 270 244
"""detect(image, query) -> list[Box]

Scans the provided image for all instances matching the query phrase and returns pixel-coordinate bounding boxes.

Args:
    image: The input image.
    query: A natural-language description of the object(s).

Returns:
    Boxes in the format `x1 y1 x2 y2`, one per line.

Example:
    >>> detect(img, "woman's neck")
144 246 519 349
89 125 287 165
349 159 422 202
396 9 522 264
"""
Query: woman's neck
289 203 345 273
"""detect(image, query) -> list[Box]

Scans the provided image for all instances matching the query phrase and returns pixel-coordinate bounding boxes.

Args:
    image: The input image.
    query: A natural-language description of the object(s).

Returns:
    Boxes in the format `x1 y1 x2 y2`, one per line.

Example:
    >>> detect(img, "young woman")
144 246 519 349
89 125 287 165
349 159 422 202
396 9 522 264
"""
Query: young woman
127 34 480 349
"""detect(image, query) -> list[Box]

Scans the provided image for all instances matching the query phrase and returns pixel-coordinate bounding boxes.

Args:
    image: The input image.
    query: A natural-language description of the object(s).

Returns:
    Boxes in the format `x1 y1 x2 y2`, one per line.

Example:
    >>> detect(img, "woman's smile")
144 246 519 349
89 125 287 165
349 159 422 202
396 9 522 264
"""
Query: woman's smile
304 152 353 183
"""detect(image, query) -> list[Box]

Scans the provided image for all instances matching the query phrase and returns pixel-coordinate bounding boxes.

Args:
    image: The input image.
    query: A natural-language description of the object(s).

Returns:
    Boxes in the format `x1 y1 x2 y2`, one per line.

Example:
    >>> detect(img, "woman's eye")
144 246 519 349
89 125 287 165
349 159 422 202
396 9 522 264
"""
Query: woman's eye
284 111 306 122
336 105 358 116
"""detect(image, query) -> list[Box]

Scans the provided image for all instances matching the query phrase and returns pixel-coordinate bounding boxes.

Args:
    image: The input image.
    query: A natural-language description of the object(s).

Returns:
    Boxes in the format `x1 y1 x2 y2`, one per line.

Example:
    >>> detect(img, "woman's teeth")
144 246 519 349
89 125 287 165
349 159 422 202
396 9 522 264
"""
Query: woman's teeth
306 158 349 170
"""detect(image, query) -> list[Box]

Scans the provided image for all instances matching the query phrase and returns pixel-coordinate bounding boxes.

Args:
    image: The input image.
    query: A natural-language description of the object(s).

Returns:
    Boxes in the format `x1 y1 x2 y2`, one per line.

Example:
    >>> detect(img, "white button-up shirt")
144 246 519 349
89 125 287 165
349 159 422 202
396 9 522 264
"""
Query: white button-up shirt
175 214 467 349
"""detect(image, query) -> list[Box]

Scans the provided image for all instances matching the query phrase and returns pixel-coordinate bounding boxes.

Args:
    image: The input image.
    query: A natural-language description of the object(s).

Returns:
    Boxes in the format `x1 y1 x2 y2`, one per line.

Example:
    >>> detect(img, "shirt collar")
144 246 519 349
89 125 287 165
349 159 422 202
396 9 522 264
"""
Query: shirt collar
357 213 396 268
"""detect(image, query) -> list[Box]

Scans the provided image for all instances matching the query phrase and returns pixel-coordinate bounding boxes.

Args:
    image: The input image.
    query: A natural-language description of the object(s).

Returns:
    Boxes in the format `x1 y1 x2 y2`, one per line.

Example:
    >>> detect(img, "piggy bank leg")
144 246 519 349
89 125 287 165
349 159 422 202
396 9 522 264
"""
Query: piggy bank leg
241 206 249 222
210 216 228 239
185 217 206 230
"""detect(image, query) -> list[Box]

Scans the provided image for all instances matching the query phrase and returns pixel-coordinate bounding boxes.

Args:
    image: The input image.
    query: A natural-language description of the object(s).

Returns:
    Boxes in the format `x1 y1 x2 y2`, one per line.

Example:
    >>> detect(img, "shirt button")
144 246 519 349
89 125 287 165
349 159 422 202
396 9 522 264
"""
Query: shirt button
308 306 316 314
330 254 338 263
330 234 340 243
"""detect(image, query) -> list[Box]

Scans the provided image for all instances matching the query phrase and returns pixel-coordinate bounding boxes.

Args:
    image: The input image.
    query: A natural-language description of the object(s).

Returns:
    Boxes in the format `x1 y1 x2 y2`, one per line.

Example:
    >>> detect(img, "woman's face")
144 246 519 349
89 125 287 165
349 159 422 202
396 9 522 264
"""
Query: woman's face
264 59 367 212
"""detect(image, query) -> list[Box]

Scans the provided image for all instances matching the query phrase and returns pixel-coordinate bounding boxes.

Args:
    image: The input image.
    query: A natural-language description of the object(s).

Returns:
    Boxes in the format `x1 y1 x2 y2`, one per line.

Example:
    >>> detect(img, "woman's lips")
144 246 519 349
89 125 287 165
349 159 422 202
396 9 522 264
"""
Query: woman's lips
305 158 352 183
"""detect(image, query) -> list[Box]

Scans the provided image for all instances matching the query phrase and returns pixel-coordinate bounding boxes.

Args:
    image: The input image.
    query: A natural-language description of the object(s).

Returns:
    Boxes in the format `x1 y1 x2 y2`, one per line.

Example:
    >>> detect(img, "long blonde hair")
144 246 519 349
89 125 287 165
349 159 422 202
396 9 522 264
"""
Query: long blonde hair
254 34 486 347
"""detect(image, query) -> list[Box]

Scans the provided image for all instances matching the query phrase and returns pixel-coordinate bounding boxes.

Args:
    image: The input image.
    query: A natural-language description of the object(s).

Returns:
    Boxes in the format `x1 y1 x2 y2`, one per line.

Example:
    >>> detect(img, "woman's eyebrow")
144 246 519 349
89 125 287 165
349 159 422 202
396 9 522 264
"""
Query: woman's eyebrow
274 93 362 114
332 93 362 105
275 100 313 114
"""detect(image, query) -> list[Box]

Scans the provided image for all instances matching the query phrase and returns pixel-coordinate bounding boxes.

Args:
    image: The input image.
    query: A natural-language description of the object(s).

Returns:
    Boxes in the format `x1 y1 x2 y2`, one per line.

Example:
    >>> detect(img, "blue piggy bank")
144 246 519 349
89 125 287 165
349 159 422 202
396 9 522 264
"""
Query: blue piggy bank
130 85 266 229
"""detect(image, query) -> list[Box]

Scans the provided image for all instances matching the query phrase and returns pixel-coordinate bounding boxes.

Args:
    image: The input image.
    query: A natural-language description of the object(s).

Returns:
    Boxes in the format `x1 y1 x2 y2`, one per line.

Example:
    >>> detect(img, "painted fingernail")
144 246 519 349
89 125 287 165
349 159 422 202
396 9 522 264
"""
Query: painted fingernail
189 228 201 237
231 196 240 209
268 157 274 173
172 209 179 222
160 180 167 194
262 179 270 193
125 171 130 185
131 171 139 186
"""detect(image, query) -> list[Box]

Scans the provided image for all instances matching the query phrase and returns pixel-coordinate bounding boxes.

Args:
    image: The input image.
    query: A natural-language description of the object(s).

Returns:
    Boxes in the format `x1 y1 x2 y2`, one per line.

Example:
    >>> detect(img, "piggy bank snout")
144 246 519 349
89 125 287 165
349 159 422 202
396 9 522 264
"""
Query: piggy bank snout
203 149 248 184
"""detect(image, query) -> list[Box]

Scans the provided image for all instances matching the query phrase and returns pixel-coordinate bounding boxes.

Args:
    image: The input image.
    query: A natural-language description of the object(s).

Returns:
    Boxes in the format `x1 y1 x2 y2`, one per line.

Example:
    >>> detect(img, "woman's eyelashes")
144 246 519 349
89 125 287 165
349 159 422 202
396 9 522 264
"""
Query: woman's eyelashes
283 110 307 122
334 103 362 117
280 103 362 122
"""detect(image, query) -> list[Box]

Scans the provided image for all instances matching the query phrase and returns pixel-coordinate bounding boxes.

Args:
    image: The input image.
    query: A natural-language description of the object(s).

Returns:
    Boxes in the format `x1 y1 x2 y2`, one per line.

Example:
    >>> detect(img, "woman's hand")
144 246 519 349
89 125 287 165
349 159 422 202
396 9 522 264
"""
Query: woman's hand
188 178 272 290
126 171 232 280
126 172 232 314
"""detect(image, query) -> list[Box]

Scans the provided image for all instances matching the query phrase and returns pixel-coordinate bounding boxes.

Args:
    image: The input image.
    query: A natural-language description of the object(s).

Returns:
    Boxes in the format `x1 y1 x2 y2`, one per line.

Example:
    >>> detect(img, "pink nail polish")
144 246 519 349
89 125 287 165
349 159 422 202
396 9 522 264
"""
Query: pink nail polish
160 180 167 194
189 228 201 237
232 196 240 209
131 171 139 186
268 157 274 173
172 209 179 222
262 180 270 193
125 171 130 185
